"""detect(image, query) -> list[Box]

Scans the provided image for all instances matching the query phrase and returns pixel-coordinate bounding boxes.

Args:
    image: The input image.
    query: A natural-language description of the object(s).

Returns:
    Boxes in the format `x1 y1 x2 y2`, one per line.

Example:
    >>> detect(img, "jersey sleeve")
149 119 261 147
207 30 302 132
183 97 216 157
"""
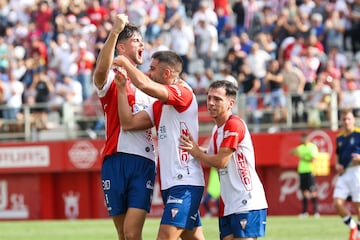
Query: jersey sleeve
165 84 193 112
221 117 246 150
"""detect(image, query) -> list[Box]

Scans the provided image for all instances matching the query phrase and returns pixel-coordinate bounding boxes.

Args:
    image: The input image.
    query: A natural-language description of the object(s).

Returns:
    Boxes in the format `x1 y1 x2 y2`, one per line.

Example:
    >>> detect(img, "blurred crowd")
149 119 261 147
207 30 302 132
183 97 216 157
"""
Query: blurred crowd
1 0 360 134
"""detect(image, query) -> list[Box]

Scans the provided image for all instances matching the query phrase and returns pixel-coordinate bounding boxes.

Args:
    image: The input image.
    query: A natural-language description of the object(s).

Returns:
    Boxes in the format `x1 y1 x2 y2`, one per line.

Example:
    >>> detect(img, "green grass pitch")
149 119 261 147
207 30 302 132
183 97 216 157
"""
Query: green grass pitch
0 216 349 240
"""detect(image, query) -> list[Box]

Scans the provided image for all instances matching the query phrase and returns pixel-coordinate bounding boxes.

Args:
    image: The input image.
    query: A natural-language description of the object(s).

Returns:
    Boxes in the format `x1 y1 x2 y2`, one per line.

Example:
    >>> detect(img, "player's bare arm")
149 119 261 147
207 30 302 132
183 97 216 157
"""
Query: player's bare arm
113 55 169 101
352 153 360 164
93 14 128 89
114 68 153 131
180 133 233 168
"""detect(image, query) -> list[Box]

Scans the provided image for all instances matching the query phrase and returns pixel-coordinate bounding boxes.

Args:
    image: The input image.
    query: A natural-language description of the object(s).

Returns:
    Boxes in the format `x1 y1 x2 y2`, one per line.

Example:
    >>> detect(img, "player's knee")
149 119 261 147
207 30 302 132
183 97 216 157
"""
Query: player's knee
123 229 141 240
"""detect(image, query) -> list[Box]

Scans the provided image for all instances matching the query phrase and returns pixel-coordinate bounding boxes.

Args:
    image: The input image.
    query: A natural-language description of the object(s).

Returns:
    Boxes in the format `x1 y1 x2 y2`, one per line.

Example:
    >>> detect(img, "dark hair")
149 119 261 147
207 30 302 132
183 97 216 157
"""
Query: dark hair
151 50 183 74
116 24 142 44
209 80 238 99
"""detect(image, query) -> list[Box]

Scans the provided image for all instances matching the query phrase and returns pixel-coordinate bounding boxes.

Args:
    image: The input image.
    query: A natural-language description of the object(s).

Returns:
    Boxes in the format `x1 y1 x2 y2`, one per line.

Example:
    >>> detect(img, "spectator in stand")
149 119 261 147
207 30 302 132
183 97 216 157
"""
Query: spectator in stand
141 34 169 73
256 31 278 60
223 47 245 80
126 0 148 38
244 0 262 38
247 42 272 93
348 0 360 55
309 13 325 45
2 69 24 131
0 36 9 72
192 1 218 34
281 60 306 123
239 32 253 55
339 78 360 117
33 0 53 47
261 5 278 34
293 46 321 92
0 76 5 119
186 71 211 97
326 45 348 77
192 0 218 54
237 61 261 130
310 0 327 24
324 10 346 53
195 17 219 71
86 0 109 27
75 40 95 100
83 90 105 139
163 0 187 30
144 0 165 43
272 7 297 46
232 0 246 35
27 69 55 131
264 59 287 123
281 32 306 67
294 10 311 37
214 63 238 88
170 17 195 75
298 0 315 17
52 74 83 108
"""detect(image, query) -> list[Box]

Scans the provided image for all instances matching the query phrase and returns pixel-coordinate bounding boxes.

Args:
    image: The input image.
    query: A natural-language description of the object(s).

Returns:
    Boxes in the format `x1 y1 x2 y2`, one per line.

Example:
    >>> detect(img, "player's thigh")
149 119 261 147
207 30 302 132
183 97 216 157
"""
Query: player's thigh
112 214 126 236
349 167 360 202
180 226 205 240
157 224 183 240
333 174 350 200
123 208 147 234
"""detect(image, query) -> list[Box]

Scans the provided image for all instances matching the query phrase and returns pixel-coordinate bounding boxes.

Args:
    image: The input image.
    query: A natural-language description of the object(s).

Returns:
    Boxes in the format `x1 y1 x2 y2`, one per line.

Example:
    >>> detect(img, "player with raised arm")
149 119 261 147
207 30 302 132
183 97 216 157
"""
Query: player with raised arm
113 50 205 240
92 14 156 240
180 80 268 240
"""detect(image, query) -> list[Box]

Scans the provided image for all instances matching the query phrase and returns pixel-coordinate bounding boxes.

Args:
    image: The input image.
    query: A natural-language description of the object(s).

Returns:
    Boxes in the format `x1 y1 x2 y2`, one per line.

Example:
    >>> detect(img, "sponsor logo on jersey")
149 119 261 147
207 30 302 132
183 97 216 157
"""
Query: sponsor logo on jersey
236 152 252 191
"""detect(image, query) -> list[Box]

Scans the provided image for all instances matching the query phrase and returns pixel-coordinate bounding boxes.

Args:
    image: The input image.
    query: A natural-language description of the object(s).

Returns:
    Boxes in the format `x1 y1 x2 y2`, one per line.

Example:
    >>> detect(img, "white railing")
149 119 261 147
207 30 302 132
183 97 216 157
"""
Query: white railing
0 91 357 141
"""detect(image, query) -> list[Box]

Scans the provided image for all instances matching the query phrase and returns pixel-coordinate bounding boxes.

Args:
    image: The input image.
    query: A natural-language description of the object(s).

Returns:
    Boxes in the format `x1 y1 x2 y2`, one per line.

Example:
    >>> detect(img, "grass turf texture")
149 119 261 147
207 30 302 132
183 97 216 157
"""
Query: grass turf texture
0 216 348 240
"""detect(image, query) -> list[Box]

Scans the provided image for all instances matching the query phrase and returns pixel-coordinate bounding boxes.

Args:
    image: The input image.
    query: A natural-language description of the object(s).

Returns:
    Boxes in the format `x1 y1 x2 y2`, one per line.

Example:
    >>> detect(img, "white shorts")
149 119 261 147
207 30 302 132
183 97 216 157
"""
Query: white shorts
333 166 360 202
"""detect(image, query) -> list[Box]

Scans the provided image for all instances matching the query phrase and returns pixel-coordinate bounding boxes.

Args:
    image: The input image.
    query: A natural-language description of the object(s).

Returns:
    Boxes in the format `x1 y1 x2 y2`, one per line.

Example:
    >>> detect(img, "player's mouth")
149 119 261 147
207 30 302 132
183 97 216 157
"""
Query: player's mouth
138 49 143 58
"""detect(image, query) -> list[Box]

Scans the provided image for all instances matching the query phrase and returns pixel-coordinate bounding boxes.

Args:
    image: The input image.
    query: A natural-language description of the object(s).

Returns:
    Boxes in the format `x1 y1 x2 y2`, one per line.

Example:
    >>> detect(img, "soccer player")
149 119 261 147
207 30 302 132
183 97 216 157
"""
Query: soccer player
113 50 205 240
291 133 320 218
333 109 360 240
92 14 156 240
179 80 268 240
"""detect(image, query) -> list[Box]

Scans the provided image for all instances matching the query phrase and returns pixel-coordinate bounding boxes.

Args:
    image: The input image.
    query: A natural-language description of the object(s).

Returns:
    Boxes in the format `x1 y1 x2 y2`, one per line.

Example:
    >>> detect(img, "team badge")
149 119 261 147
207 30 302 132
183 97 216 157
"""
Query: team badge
171 208 179 219
240 219 247 229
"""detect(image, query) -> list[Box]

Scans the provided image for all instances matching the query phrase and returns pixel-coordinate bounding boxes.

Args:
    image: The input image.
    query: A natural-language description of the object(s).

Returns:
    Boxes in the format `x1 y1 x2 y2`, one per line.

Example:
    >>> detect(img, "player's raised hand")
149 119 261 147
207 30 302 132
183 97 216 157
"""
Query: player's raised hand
113 66 127 89
112 14 129 35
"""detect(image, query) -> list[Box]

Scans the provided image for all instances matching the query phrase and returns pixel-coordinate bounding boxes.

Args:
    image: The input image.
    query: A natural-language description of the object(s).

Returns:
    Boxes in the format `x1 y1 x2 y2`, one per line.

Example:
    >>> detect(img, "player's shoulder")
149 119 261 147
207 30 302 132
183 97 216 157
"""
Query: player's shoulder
337 127 360 138
227 115 245 126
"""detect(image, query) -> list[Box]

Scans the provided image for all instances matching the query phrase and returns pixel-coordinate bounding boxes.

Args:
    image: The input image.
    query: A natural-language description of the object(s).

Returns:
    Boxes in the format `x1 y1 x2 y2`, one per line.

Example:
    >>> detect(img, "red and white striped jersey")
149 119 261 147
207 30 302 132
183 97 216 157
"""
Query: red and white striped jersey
145 83 205 190
96 70 156 161
207 115 268 216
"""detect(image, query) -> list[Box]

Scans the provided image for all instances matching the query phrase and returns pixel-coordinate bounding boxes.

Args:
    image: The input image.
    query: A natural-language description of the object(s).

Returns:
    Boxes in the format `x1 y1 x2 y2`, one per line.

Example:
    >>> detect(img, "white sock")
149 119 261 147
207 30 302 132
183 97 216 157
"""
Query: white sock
342 216 357 229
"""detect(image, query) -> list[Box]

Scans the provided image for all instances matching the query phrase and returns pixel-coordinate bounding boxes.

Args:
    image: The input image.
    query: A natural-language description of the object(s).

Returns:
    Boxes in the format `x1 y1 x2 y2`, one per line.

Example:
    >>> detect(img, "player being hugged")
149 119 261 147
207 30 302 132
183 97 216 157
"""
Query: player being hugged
180 80 268 240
